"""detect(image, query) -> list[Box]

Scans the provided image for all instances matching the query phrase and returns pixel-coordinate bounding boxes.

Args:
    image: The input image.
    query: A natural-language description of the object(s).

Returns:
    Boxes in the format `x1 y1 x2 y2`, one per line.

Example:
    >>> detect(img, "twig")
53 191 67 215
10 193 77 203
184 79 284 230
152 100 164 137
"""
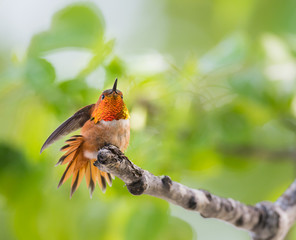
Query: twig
219 145 296 161
94 145 296 240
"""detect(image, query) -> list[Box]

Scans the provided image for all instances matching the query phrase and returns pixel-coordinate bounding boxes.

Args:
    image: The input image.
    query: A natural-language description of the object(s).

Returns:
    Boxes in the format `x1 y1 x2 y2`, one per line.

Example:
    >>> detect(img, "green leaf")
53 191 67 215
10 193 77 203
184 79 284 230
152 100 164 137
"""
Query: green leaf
28 4 105 56
25 58 56 89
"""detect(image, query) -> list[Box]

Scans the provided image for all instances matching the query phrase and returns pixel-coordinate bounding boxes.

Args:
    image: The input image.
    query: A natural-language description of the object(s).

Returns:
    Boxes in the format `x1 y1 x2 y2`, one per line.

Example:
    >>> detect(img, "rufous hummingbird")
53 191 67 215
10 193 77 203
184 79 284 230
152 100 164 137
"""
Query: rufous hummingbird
40 79 130 197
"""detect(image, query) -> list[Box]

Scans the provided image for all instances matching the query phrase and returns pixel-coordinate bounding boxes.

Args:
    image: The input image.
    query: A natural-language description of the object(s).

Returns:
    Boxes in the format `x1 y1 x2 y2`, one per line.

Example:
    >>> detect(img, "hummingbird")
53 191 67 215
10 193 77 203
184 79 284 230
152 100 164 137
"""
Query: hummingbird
40 79 130 197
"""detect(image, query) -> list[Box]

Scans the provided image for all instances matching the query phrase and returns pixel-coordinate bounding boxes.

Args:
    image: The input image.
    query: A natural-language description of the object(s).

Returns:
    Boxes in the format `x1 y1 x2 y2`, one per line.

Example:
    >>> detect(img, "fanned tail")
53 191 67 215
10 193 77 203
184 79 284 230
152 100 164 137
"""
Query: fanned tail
57 135 113 198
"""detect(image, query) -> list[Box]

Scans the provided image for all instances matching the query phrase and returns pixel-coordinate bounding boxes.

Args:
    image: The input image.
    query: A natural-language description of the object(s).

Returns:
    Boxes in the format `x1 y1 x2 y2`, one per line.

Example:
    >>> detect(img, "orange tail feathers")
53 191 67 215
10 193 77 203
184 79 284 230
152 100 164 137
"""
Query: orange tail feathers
56 135 112 198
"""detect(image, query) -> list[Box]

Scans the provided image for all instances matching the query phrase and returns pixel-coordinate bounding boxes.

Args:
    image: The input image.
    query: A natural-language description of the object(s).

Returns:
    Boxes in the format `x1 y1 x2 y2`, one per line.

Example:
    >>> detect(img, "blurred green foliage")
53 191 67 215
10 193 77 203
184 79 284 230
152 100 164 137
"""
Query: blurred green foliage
1 1 296 240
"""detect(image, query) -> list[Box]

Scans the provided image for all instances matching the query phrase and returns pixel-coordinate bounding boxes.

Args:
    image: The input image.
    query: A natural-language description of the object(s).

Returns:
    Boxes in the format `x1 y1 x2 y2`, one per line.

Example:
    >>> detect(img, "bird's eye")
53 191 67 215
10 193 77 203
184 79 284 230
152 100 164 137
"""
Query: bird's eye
121 95 123 99
102 95 105 100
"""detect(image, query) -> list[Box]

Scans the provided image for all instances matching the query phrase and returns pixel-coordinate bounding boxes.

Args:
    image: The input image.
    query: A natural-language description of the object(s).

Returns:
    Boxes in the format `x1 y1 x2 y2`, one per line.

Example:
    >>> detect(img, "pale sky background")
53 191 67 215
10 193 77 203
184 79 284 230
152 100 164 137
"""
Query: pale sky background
0 0 166 57
0 0 169 81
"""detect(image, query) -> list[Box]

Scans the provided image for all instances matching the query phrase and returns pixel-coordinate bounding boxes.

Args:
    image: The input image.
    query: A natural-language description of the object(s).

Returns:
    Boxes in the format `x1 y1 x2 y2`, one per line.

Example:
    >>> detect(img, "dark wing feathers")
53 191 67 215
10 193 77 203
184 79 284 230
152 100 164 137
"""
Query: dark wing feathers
40 104 94 153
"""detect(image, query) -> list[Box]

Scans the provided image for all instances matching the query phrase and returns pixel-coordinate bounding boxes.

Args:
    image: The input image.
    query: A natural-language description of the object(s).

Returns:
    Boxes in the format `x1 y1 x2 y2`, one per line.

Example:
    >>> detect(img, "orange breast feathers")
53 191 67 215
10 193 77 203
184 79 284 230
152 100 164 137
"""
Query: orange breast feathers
91 93 130 123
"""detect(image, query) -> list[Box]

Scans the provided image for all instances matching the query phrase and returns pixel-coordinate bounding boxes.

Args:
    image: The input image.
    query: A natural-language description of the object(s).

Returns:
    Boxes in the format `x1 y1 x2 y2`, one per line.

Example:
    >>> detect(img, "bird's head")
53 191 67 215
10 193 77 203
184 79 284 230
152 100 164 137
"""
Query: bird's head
91 78 129 123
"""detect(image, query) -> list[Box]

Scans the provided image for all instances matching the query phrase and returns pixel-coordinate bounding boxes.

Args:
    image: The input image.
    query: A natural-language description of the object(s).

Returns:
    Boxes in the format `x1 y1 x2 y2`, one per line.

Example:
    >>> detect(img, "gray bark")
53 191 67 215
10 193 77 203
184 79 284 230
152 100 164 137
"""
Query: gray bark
94 145 296 240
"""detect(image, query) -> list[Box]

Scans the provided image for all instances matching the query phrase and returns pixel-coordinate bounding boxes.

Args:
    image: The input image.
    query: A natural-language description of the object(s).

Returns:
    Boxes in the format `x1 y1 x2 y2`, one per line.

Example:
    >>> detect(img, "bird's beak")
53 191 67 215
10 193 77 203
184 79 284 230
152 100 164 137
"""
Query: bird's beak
112 78 118 93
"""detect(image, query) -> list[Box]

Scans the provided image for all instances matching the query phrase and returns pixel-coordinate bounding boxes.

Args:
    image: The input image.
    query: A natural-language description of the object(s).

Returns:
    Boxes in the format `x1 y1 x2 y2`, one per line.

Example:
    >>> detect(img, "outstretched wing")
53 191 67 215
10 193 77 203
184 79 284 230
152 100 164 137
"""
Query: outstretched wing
40 104 95 153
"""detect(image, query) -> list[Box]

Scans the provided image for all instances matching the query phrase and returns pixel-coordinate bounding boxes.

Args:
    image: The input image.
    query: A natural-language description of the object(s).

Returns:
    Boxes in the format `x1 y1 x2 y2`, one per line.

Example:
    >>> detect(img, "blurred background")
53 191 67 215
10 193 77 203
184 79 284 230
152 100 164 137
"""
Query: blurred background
1 0 296 239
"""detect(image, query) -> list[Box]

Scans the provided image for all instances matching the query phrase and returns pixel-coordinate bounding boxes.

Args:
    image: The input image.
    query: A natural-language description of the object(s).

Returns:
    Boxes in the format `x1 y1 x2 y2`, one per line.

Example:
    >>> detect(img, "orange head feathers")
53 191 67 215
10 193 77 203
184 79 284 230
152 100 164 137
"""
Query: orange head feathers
91 79 130 123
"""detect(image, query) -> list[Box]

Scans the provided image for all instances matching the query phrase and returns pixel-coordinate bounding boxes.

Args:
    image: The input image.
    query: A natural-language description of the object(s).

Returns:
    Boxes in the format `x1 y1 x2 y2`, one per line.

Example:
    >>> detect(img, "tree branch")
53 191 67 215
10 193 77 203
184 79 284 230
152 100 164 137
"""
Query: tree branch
219 144 296 162
94 145 296 240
